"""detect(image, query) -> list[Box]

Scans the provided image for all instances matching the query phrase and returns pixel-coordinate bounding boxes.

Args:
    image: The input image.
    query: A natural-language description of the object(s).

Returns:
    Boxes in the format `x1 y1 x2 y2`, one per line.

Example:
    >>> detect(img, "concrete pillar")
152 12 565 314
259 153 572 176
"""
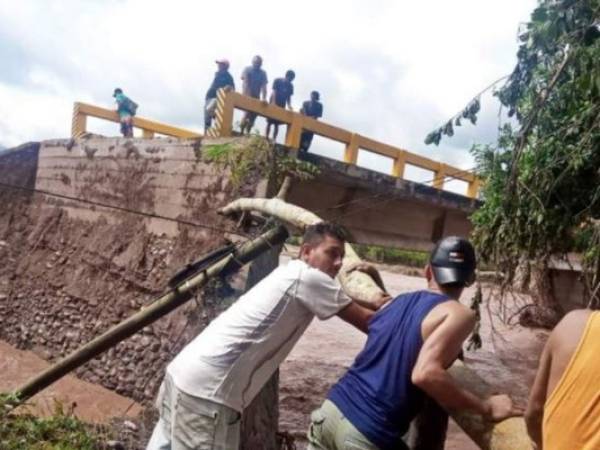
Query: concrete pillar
240 242 283 450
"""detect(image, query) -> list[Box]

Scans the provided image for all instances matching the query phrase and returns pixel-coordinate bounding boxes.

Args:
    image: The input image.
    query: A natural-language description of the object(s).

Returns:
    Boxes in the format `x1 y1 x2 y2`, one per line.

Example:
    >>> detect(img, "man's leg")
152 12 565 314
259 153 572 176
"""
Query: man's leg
171 389 241 450
307 400 382 450
272 123 279 141
123 117 134 137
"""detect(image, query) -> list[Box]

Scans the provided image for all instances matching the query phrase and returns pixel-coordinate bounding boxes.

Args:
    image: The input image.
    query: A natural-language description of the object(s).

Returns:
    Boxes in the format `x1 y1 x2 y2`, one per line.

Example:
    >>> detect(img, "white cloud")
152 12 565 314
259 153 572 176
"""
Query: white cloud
0 0 536 181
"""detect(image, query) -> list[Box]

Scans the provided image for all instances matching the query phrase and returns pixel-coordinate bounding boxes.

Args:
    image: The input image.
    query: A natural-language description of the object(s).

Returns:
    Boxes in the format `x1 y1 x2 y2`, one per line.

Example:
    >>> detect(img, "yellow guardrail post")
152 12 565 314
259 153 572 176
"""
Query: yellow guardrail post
344 133 360 164
285 115 304 148
72 102 87 138
392 150 406 178
467 178 481 199
433 163 446 190
212 88 234 137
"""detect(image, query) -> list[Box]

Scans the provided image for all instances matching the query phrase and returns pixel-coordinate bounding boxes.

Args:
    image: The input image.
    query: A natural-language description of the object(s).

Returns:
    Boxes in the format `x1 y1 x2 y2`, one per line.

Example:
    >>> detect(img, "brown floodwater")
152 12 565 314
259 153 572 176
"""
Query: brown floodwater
279 263 548 449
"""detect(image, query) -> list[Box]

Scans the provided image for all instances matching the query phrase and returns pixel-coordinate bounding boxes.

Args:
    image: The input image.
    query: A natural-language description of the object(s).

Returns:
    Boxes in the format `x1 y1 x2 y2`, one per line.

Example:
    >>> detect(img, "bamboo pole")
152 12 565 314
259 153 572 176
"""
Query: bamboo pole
14 225 289 403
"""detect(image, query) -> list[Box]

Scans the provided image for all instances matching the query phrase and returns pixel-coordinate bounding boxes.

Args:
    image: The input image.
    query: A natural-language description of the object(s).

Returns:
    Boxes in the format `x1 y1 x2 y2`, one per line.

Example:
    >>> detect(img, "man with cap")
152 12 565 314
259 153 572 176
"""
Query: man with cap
307 236 521 450
204 59 235 132
240 55 268 134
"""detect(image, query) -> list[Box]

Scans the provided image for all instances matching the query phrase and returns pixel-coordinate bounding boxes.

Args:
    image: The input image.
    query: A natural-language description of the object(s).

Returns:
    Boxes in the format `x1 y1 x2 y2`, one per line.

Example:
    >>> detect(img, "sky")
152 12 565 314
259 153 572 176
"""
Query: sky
0 0 537 192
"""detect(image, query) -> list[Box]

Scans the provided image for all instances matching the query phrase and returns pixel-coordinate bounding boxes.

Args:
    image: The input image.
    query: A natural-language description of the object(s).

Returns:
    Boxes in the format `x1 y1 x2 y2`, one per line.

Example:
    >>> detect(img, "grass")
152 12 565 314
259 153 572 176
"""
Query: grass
0 393 103 450
286 237 429 268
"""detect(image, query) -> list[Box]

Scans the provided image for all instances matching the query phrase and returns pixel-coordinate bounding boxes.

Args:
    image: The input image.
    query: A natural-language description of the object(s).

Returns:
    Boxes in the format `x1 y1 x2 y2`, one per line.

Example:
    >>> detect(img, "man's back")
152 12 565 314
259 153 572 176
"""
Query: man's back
328 290 451 450
543 310 600 449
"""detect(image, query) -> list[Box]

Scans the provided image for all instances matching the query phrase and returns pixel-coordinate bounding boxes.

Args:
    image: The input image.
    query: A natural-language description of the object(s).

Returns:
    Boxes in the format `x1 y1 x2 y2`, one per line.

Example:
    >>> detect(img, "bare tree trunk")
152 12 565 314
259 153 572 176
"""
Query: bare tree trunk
520 262 562 329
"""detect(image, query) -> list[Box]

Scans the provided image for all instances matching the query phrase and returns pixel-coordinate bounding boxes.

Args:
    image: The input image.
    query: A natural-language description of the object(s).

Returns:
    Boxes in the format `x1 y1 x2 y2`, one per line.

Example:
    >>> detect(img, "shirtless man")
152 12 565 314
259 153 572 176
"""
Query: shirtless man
525 309 600 449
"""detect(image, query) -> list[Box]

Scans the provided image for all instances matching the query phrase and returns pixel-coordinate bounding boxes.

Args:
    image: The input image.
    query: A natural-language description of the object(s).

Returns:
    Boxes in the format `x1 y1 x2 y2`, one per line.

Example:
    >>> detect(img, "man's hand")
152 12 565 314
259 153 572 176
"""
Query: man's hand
484 394 524 422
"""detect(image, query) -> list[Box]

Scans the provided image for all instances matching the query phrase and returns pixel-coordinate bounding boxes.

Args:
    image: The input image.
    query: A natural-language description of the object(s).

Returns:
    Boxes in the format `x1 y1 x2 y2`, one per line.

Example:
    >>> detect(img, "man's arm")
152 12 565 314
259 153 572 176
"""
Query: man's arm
411 303 519 421
337 302 374 334
525 339 552 449
241 69 249 96
261 77 268 101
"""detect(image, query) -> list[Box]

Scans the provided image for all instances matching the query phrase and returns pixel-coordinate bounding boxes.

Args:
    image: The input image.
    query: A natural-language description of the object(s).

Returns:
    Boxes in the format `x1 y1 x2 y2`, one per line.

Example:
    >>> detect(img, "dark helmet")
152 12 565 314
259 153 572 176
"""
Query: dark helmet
430 236 476 287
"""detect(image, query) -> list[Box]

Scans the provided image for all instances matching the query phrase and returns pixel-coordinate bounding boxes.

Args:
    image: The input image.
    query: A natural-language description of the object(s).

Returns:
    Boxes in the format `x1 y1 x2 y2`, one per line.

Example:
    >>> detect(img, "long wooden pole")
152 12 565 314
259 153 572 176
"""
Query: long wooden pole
14 225 289 403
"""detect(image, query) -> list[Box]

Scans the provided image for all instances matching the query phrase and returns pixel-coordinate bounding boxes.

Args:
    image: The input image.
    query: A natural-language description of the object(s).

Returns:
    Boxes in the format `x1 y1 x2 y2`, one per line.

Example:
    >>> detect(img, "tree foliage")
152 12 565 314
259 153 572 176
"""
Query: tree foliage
429 0 600 311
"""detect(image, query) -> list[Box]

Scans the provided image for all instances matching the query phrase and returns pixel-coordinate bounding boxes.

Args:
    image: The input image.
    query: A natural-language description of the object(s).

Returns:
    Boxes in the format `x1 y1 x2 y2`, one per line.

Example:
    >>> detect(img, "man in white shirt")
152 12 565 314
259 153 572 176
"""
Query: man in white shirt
147 222 387 450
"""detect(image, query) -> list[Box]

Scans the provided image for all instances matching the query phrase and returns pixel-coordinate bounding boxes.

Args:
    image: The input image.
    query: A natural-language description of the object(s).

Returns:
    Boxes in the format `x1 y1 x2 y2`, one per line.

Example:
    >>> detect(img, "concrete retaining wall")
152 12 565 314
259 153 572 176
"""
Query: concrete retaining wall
0 136 264 404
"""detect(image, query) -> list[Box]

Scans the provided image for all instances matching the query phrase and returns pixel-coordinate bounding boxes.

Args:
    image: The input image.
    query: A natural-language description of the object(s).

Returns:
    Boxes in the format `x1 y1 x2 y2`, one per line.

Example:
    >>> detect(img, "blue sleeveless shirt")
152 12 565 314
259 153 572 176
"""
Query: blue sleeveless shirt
328 290 450 450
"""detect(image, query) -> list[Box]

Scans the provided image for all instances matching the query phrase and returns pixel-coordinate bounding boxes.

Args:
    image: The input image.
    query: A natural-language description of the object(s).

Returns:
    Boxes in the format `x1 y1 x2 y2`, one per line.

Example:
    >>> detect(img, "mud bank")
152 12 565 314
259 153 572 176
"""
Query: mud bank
0 137 263 404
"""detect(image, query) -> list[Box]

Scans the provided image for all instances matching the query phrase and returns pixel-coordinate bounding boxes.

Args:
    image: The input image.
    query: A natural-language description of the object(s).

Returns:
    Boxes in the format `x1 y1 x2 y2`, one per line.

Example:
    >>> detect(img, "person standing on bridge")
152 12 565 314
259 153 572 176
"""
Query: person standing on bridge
307 236 521 450
299 90 323 154
266 69 296 141
146 222 390 450
239 55 268 134
525 309 600 450
204 59 235 133
113 88 137 138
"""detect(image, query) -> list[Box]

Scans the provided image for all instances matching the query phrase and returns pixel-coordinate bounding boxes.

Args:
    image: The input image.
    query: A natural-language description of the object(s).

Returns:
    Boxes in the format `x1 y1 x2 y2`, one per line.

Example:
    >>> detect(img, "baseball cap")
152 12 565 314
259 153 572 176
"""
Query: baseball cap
430 236 476 286
215 59 230 67
113 88 123 97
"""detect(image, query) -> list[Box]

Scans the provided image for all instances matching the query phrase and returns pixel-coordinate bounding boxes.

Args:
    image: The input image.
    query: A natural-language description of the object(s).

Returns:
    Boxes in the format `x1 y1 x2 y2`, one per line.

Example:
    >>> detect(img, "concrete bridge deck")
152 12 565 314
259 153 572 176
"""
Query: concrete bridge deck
292 150 478 251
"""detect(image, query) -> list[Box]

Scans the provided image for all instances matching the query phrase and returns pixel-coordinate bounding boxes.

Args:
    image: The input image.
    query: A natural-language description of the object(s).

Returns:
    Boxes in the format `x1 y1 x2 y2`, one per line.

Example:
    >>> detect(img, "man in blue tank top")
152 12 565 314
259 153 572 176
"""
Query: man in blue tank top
307 236 520 450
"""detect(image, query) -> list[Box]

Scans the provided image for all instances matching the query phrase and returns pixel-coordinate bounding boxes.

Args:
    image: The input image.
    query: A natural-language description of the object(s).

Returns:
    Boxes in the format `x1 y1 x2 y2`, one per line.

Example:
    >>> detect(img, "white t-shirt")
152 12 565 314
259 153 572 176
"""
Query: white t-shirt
167 259 351 412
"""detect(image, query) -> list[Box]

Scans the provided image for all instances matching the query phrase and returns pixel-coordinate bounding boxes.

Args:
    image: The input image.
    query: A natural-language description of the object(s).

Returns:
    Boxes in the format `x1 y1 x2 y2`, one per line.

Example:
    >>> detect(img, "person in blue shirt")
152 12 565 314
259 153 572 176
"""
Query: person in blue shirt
113 88 136 138
265 69 295 141
299 91 323 154
204 59 235 132
307 236 521 450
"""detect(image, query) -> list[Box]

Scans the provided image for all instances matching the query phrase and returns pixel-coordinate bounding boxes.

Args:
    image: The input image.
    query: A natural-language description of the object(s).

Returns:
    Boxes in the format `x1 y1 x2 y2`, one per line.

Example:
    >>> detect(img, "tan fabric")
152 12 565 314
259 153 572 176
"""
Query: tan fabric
543 312 600 450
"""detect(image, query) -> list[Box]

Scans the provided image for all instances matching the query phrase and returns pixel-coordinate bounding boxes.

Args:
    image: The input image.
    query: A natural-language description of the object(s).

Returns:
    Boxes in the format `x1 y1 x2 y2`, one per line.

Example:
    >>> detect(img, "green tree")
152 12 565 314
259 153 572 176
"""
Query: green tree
429 0 600 325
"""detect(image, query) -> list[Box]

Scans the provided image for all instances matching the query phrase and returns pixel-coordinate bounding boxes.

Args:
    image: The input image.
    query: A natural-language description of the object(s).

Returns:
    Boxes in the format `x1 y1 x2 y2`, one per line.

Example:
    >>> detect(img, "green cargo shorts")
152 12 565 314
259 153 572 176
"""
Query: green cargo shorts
307 400 381 450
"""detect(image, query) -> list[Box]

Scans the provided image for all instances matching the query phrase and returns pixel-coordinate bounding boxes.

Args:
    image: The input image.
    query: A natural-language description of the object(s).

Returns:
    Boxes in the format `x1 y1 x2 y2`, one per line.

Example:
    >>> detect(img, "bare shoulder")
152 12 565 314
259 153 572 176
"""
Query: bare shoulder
422 300 475 339
550 309 592 343
431 300 475 322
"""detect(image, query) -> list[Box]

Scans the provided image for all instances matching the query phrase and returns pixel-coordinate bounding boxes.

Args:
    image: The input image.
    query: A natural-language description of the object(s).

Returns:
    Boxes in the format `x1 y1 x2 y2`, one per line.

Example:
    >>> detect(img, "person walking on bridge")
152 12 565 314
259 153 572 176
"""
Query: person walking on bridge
299 90 323 154
525 309 600 450
307 236 521 450
204 59 235 133
239 55 268 134
146 222 390 450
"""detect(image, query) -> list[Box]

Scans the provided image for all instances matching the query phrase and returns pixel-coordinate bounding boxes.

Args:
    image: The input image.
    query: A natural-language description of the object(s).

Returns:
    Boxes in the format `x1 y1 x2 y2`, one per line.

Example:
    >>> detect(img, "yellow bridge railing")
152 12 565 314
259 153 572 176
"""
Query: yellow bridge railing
207 89 481 198
71 96 480 198
71 102 202 139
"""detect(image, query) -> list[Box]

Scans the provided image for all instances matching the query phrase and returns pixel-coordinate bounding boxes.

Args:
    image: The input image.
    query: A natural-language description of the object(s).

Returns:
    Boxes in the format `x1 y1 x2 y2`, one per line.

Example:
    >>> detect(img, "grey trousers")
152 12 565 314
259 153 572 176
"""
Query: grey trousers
146 374 241 450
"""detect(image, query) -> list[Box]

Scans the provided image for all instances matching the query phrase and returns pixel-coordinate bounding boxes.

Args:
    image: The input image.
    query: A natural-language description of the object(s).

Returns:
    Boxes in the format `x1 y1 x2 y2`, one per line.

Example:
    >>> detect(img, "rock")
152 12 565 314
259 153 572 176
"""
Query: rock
123 420 138 432
106 440 125 450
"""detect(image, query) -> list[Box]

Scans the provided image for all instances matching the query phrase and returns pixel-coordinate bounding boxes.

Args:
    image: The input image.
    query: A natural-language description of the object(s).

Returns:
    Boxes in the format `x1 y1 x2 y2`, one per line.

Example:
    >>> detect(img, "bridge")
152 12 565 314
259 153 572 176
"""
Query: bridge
71 91 481 251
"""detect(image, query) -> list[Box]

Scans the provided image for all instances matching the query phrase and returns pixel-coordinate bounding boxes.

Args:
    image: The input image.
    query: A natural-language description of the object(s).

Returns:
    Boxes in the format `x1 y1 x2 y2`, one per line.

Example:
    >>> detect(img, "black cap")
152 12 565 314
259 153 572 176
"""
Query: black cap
113 88 123 97
430 236 476 286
